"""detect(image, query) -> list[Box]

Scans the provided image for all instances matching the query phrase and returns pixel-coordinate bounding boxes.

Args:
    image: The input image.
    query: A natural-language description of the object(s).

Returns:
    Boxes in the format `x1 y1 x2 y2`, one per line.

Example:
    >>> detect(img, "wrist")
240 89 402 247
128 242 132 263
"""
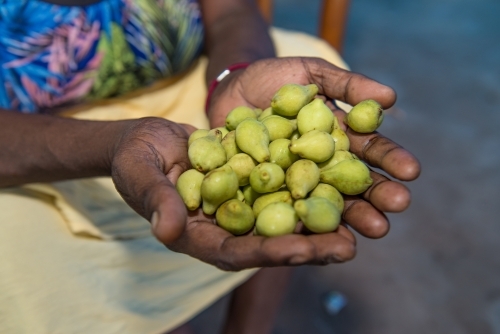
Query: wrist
205 62 251 114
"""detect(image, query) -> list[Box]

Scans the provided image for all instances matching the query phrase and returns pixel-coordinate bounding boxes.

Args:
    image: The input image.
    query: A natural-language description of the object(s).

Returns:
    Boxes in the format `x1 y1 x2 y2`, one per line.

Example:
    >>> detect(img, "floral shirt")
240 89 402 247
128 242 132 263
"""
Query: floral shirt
0 0 204 113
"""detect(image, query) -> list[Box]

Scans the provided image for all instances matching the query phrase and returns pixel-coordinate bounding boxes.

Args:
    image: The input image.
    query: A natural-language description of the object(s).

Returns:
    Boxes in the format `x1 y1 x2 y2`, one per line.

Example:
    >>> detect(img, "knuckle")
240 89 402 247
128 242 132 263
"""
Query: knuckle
289 240 317 264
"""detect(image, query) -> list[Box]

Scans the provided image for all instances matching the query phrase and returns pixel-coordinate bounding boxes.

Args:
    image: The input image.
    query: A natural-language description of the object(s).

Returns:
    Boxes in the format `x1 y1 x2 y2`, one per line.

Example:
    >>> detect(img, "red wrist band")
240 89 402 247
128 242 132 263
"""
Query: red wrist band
205 62 251 114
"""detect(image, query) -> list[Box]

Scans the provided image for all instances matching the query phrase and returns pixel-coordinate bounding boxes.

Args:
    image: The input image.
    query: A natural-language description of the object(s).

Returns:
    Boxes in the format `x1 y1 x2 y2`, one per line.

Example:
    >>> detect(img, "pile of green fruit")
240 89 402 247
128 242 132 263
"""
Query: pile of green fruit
176 83 384 237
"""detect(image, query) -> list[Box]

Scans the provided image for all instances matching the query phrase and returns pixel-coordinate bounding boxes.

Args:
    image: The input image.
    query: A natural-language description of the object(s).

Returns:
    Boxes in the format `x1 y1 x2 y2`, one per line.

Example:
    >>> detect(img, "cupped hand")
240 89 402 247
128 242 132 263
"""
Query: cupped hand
207 57 421 242
110 117 196 244
110 116 356 270
111 56 422 272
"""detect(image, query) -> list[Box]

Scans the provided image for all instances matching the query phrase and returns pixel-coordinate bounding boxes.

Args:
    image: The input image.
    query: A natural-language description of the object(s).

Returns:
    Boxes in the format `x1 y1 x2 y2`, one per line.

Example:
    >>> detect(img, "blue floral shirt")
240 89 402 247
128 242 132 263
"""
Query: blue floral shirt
0 0 204 112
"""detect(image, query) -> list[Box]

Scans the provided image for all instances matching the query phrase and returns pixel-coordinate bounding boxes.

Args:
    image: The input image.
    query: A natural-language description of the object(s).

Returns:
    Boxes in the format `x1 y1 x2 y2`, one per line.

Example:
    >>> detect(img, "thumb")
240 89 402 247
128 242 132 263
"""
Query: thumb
305 58 397 109
145 177 187 245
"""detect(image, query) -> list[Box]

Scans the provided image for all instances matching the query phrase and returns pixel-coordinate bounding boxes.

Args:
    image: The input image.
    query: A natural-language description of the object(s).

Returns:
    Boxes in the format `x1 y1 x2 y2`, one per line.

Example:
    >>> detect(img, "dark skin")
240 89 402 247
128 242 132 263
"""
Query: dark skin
0 0 420 333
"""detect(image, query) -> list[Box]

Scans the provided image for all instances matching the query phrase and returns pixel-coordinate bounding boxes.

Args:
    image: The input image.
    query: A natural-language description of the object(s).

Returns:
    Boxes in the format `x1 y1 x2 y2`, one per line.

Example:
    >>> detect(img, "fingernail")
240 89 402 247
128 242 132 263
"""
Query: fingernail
151 211 159 231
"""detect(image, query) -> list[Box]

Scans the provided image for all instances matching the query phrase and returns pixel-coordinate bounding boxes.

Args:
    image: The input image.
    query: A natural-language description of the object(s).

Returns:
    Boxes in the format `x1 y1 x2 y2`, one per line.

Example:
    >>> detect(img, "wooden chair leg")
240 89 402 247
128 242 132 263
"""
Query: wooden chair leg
256 0 273 23
319 0 351 53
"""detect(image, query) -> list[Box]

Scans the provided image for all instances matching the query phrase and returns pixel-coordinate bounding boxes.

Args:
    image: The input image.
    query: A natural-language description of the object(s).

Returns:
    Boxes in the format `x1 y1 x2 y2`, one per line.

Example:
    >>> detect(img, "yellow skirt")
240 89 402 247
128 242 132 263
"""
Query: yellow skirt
0 28 349 334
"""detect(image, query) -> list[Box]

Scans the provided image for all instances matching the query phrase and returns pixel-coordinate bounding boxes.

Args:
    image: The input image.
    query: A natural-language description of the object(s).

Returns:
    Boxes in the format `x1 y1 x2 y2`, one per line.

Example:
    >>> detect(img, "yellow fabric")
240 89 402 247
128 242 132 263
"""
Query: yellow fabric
0 27 350 334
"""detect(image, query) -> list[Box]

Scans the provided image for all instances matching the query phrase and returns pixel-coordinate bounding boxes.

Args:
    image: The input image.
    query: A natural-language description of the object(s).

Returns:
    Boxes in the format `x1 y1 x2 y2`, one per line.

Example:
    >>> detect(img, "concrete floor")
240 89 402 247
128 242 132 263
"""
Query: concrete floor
190 0 500 333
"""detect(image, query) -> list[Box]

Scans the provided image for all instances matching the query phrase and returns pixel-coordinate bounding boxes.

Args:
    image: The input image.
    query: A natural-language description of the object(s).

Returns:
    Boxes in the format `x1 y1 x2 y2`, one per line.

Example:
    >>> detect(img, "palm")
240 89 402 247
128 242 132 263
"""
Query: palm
204 57 421 254
145 57 421 271
208 59 308 127
167 208 356 271
209 57 397 127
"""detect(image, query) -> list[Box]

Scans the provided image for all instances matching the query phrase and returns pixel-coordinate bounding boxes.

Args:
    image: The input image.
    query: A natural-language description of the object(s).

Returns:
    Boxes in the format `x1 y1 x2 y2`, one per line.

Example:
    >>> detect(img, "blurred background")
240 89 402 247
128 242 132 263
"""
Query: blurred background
191 0 500 333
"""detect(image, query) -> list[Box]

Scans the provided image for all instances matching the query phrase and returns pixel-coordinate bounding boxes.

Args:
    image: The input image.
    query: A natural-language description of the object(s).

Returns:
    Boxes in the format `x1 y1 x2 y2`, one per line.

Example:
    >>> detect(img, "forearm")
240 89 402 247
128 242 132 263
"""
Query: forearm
0 110 130 187
199 0 275 85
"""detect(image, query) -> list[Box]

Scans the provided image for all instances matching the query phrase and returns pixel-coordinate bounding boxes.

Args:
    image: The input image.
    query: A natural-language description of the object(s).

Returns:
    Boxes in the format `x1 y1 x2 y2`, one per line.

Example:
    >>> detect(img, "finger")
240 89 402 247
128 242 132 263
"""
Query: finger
337 224 356 245
364 170 412 212
147 185 187 244
334 111 421 181
348 130 421 181
305 58 397 109
114 160 187 244
304 233 356 265
342 196 390 239
221 233 356 269
168 218 356 271
124 162 187 244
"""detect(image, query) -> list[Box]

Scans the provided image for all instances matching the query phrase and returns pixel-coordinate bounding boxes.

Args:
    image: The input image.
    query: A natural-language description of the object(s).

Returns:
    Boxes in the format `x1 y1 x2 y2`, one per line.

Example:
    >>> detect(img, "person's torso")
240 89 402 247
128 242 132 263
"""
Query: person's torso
0 0 204 113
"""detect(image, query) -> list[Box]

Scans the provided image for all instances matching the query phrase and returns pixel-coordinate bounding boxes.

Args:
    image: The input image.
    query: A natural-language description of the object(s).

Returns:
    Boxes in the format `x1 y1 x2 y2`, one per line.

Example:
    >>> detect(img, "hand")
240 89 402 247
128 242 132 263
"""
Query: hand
205 57 421 251
110 117 196 243
110 117 355 270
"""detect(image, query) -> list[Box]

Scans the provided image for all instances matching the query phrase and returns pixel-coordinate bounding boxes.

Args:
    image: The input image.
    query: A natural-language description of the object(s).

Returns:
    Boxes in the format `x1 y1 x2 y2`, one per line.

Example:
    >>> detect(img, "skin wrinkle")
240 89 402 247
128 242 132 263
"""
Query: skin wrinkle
300 57 314 86
341 72 354 104
341 196 389 238
337 224 356 244
215 237 234 271
141 184 159 218
363 172 391 200
341 196 357 222
361 134 400 167
252 237 280 268
312 234 352 264
226 240 257 270
294 237 318 264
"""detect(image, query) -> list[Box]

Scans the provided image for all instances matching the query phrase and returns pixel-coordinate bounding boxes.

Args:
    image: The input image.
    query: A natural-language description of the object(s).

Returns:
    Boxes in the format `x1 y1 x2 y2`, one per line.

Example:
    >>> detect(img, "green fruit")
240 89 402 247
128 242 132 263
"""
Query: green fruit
233 189 245 202
216 199 255 235
252 190 293 217
249 162 285 193
320 159 373 195
331 128 350 151
226 106 257 131
309 183 344 213
176 169 205 210
200 165 239 215
212 126 229 138
271 83 318 117
262 115 297 141
221 130 243 160
285 159 320 199
318 150 358 171
269 138 299 170
254 108 263 118
345 99 384 133
188 129 210 147
225 153 257 186
296 98 335 134
235 119 270 163
294 197 341 233
188 132 226 173
332 114 342 130
289 129 300 141
255 202 298 237
258 107 276 121
242 184 262 206
289 130 335 163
